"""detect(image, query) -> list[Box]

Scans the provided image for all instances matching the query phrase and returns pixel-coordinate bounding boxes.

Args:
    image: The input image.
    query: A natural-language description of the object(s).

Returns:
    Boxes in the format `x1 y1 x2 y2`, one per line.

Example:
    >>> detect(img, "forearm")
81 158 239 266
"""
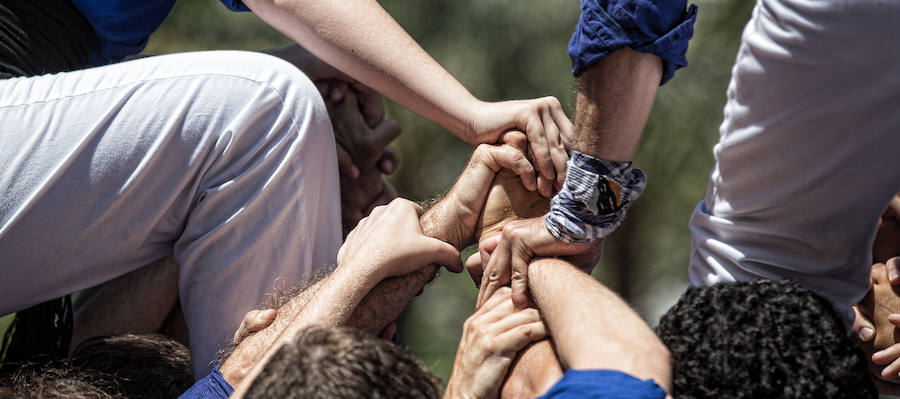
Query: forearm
220 265 375 385
344 201 464 333
529 258 671 390
244 0 478 139
573 48 662 161
500 340 564 398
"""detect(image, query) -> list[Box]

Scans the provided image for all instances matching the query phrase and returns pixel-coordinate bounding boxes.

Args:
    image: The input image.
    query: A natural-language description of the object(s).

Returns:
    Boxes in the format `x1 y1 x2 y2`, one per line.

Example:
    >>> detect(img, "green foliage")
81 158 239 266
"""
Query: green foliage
145 0 754 386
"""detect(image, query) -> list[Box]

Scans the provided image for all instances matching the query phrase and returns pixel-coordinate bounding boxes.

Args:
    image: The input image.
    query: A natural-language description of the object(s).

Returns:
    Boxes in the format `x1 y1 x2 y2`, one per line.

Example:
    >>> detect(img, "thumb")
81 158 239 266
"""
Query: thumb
424 237 463 273
853 305 876 342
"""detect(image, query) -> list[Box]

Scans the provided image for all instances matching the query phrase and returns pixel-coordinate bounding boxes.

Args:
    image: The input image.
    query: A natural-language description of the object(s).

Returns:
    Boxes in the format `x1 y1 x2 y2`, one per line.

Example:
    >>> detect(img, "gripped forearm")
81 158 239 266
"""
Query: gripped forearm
220 266 376 385
244 0 478 139
529 258 672 391
344 200 466 333
573 48 662 162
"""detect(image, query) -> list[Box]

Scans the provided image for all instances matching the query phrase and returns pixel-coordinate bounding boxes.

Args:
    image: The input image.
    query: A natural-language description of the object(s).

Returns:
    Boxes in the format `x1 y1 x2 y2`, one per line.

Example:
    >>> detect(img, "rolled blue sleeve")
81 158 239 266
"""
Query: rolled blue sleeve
568 0 698 84
178 366 234 399
539 369 666 399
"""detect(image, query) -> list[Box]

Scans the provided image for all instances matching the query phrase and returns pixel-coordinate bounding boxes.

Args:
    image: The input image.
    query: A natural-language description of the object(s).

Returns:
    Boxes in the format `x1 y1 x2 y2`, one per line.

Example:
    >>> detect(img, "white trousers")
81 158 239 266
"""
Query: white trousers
0 51 342 376
688 0 900 327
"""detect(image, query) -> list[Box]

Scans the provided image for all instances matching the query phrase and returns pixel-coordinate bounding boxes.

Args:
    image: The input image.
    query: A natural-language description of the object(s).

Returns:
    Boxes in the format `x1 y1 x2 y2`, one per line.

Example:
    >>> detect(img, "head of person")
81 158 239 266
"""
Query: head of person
657 279 876 399
69 333 194 399
242 325 440 399
0 362 123 399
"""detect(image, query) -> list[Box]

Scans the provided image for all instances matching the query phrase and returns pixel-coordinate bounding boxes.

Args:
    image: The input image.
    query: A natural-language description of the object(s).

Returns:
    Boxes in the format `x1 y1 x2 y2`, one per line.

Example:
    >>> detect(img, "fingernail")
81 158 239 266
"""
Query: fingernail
350 166 360 179
891 270 900 284
860 327 875 342
331 87 341 101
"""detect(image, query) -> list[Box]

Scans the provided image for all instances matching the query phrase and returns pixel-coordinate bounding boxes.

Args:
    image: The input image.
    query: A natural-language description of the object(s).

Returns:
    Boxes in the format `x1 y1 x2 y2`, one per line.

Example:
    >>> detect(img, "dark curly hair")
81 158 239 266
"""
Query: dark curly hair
657 279 876 399
245 325 441 399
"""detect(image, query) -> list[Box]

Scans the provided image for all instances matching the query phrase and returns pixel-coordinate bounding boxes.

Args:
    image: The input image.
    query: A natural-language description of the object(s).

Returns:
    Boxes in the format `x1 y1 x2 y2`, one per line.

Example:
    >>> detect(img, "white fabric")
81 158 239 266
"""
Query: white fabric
0 50 342 376
688 0 900 327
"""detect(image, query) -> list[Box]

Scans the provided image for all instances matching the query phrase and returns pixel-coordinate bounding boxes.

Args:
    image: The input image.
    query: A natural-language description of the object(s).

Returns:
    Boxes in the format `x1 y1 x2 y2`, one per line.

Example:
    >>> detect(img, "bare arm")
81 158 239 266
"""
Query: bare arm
528 258 672 392
242 0 571 191
573 48 662 161
479 47 663 309
347 136 540 333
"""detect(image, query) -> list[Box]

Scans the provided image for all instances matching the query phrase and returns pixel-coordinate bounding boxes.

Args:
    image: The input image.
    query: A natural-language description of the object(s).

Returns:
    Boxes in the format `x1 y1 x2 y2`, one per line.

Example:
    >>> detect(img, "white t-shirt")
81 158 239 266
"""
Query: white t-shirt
688 0 900 327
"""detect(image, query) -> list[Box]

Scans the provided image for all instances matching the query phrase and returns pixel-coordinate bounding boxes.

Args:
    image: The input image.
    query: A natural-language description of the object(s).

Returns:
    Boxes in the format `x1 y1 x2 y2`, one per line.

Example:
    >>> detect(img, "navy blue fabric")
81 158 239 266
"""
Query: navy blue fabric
219 0 251 12
538 369 666 399
70 0 249 66
568 0 698 85
178 366 234 399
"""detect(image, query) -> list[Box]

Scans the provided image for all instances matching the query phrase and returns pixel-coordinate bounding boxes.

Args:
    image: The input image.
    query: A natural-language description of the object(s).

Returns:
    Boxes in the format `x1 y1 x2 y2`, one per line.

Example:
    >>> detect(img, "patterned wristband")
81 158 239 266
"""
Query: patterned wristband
545 151 646 244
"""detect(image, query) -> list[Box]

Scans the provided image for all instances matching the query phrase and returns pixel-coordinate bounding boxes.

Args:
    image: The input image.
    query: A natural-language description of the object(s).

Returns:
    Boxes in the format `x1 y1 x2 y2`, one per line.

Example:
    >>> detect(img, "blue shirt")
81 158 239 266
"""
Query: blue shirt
70 0 249 65
568 0 698 84
179 366 234 399
539 369 666 399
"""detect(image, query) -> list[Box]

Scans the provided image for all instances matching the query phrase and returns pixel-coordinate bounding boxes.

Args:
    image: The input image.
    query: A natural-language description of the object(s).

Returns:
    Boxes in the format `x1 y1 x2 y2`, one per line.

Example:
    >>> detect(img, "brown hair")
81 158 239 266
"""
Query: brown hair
245 326 441 399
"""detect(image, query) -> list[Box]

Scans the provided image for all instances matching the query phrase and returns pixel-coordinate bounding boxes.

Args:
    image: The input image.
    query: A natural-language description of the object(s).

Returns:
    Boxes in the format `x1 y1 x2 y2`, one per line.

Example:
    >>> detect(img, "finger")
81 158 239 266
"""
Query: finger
337 144 359 180
495 320 548 353
491 308 543 334
472 236 500 287
249 309 277 333
233 309 276 345
379 146 398 174
523 112 554 183
477 239 513 308
549 100 575 149
882 356 900 380
888 257 900 285
890 313 900 328
465 252 484 284
488 145 536 192
331 81 349 102
500 130 528 153
424 237 463 273
853 305 876 342
537 176 553 198
510 249 530 309
540 107 568 190
873 344 900 366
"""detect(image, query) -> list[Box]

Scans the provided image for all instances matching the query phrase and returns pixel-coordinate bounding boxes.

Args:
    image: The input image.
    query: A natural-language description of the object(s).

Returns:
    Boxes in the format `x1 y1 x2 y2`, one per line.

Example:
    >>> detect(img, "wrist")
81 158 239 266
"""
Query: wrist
545 151 646 244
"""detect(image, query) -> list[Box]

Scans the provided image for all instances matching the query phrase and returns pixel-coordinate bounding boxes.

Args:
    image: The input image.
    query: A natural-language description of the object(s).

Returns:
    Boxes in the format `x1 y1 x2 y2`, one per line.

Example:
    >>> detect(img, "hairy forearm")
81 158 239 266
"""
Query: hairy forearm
220 265 375 385
529 258 671 391
574 48 662 161
345 198 466 333
244 0 478 139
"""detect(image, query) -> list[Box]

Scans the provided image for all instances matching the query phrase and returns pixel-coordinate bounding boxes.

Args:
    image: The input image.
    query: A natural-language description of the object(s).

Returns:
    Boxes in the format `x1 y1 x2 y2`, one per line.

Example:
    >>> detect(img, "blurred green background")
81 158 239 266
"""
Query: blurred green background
1 0 756 385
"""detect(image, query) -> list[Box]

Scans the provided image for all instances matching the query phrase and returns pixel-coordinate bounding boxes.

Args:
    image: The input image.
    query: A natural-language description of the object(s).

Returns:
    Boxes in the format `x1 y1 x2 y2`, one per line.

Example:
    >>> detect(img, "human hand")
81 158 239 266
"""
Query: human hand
233 309 277 346
327 90 400 233
855 261 900 388
466 98 574 198
474 217 604 309
337 198 463 281
430 131 539 249
445 287 548 399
